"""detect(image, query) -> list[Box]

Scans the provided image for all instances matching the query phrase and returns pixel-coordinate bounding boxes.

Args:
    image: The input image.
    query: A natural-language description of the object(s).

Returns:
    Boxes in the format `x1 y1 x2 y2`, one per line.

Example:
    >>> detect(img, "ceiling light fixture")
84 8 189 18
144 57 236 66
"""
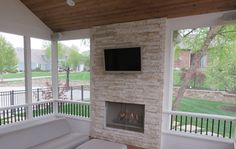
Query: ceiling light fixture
66 0 76 7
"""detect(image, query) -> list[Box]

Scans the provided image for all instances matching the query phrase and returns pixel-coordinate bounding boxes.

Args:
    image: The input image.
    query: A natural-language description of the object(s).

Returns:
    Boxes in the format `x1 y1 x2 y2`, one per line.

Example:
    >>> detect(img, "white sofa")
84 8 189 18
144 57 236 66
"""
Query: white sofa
0 117 89 149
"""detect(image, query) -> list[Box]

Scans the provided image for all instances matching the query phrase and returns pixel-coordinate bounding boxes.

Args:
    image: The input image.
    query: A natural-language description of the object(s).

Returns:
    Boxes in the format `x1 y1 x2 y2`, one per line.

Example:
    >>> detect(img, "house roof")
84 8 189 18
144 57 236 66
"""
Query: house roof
20 0 236 32
16 48 48 64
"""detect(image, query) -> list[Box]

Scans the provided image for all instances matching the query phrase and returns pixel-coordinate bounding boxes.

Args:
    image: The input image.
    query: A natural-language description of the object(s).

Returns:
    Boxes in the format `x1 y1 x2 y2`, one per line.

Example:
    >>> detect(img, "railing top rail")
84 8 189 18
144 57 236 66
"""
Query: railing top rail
0 100 54 111
55 100 90 105
163 111 236 121
0 104 28 111
0 90 26 94
31 100 54 106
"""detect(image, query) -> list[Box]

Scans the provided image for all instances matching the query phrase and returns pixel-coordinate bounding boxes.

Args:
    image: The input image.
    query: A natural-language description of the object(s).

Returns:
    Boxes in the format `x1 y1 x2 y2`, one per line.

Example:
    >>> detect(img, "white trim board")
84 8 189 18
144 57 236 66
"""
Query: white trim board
167 10 236 31
0 0 52 40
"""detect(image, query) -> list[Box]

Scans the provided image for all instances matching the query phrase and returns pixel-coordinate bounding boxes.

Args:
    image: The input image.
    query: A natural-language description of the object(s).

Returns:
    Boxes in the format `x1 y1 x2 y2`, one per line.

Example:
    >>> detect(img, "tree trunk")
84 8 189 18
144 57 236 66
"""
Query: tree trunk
66 67 70 90
172 26 222 111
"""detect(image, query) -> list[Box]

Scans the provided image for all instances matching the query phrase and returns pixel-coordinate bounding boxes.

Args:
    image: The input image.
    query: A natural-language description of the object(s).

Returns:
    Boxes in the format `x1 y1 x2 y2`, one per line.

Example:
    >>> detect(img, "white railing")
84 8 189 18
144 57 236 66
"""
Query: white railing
0 100 90 126
164 111 236 140
56 100 90 118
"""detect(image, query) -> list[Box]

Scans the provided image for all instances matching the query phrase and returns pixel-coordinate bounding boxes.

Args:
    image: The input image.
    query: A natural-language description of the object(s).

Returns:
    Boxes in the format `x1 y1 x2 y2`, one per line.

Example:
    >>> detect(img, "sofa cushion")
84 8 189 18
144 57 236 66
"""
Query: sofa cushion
76 139 127 149
30 133 89 149
0 118 71 149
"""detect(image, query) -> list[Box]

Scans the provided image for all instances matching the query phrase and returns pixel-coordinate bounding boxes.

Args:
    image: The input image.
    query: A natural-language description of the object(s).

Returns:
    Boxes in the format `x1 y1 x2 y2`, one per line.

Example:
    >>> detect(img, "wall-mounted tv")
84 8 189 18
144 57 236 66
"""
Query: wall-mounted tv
104 47 141 72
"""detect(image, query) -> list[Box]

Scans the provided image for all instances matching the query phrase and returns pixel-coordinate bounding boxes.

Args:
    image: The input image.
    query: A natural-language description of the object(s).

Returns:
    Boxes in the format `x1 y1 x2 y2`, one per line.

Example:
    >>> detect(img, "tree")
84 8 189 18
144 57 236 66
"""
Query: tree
67 48 83 71
45 43 83 89
0 35 18 82
181 70 205 89
81 50 90 71
173 24 236 110
205 25 236 93
173 26 222 111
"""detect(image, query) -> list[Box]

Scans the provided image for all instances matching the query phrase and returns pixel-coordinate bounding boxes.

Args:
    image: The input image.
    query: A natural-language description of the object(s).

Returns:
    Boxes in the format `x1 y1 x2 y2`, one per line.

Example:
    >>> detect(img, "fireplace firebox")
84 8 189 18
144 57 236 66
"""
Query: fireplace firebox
106 101 145 132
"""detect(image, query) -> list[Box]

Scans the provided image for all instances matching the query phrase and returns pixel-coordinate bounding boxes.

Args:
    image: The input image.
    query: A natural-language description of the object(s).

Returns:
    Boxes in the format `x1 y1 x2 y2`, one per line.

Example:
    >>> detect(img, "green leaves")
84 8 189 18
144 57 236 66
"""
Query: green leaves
0 35 18 74
44 42 89 71
174 25 236 93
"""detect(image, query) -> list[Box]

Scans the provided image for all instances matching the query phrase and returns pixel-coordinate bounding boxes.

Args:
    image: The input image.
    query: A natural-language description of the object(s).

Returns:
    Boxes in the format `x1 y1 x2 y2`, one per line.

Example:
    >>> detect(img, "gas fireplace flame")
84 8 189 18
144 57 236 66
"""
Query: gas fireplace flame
118 112 140 124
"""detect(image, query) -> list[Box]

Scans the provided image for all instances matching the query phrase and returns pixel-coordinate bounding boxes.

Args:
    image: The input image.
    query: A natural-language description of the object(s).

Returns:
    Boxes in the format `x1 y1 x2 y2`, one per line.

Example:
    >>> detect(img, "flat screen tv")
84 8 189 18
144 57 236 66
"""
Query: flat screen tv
104 47 141 72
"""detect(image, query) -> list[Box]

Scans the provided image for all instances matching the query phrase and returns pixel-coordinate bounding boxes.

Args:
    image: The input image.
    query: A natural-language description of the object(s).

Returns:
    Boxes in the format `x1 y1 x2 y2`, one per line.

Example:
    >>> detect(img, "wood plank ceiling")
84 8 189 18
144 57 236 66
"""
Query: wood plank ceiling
20 0 236 32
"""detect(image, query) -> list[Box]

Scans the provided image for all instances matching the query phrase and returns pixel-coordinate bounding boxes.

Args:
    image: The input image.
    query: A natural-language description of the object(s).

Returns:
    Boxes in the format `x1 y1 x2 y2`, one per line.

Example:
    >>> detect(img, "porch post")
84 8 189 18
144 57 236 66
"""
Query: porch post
161 25 174 138
24 36 33 119
51 35 59 114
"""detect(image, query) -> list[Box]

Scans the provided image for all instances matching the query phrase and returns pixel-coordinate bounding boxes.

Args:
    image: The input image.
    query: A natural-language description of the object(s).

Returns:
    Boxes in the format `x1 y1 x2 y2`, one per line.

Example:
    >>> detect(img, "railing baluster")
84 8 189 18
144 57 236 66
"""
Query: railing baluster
24 107 26 120
6 110 9 124
185 116 187 132
86 105 88 117
17 108 20 122
0 111 2 126
175 115 178 131
180 116 182 131
58 102 60 113
75 104 78 116
88 105 90 118
10 109 13 123
62 102 64 114
19 107 22 121
217 120 220 137
211 119 214 136
229 121 232 139
190 117 192 133
200 118 203 134
79 104 82 116
206 118 209 135
47 103 49 114
223 120 226 138
195 117 198 134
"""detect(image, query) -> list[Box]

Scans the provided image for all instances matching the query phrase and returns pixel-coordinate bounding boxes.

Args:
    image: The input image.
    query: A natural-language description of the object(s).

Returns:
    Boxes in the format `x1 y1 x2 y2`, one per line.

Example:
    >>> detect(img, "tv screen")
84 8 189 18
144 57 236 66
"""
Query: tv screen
104 47 141 71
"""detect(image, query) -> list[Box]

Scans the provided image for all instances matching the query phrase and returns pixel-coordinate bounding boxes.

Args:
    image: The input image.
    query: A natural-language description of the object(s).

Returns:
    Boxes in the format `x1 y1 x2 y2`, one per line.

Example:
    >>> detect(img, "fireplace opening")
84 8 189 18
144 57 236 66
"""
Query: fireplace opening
106 101 145 133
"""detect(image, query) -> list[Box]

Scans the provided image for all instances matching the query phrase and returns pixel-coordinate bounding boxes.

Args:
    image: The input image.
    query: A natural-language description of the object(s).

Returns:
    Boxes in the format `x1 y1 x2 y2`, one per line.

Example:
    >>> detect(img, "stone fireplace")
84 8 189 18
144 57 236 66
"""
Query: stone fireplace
106 101 145 133
91 18 165 149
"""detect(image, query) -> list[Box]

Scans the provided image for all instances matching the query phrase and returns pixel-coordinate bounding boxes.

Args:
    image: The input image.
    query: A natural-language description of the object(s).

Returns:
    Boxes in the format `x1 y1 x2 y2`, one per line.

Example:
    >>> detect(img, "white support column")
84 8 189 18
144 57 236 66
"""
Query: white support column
51 36 59 114
24 36 33 119
161 24 174 149
162 27 174 129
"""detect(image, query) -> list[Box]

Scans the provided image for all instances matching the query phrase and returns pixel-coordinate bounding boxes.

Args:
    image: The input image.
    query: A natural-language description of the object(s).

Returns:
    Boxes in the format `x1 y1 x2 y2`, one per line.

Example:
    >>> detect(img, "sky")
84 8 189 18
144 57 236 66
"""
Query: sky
0 32 90 53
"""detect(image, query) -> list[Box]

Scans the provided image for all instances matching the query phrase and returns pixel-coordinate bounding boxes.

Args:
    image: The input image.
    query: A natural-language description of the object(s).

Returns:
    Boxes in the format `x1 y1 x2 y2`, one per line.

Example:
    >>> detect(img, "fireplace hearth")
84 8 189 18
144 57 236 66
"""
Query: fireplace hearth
106 101 145 132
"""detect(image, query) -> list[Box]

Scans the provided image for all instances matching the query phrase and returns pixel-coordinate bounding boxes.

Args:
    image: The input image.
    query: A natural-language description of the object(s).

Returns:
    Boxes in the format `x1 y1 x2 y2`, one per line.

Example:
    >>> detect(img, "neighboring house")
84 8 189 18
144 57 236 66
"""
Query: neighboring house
174 50 191 70
174 50 208 71
15 48 51 71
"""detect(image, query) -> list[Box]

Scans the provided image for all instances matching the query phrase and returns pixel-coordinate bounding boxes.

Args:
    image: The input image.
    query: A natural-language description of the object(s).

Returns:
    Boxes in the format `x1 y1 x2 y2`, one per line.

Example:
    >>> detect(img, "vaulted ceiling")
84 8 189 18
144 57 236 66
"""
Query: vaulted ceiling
20 0 236 32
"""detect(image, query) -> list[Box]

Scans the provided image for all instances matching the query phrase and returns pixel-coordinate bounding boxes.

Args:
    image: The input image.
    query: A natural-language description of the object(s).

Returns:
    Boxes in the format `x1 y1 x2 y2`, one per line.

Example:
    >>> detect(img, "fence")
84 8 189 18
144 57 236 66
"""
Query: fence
0 85 90 107
0 100 90 126
164 111 236 139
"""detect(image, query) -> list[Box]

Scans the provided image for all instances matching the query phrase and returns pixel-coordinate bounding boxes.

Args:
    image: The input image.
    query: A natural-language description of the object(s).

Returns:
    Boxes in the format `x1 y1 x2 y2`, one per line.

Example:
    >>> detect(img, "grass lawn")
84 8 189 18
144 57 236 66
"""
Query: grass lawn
1 71 90 81
178 97 236 117
58 72 90 81
174 97 236 138
2 72 51 79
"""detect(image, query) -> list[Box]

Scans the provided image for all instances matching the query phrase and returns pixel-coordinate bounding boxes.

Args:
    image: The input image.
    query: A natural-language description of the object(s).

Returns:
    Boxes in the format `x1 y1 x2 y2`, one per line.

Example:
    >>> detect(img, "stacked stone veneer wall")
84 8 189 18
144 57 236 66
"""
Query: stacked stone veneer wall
173 87 236 102
90 18 166 149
